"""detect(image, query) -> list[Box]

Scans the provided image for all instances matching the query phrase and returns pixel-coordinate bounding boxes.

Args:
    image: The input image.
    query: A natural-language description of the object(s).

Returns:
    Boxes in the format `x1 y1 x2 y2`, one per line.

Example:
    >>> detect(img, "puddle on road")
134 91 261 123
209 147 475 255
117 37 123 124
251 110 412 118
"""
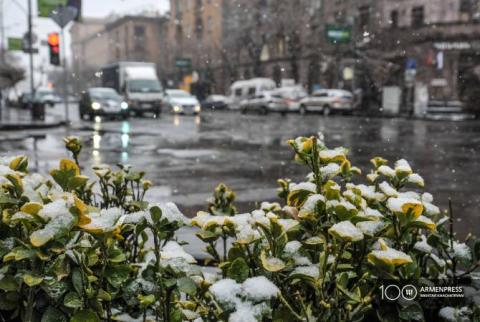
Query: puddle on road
156 148 218 158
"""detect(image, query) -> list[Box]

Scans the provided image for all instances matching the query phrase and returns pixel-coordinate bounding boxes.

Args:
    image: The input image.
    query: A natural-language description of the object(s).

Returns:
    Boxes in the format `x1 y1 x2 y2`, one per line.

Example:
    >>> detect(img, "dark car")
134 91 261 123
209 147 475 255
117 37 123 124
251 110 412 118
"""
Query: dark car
201 95 228 110
20 89 61 109
79 88 129 120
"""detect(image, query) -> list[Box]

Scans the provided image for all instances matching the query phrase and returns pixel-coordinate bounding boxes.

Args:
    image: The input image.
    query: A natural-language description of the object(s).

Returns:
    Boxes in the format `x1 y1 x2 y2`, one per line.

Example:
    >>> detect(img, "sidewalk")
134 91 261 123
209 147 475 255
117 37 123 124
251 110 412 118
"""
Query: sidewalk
0 105 66 130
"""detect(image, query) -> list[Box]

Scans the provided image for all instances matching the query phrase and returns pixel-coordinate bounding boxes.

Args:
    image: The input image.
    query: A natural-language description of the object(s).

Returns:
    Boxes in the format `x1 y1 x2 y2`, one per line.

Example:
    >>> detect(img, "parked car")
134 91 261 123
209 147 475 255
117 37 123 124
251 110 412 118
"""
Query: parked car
299 89 354 115
270 85 308 112
240 91 288 114
227 78 276 110
20 88 61 108
165 89 201 115
79 87 129 120
201 95 228 110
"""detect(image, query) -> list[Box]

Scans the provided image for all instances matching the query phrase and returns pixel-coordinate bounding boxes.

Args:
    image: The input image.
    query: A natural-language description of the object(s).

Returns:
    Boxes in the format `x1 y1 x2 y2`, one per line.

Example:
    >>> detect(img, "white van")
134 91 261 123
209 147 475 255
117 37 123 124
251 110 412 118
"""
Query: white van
227 78 276 110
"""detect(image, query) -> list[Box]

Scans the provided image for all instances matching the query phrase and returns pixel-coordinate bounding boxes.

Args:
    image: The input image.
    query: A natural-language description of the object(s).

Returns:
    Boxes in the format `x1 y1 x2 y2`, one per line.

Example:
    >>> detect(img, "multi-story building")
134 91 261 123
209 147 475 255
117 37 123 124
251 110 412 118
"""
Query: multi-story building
166 0 225 95
70 15 168 93
371 0 480 110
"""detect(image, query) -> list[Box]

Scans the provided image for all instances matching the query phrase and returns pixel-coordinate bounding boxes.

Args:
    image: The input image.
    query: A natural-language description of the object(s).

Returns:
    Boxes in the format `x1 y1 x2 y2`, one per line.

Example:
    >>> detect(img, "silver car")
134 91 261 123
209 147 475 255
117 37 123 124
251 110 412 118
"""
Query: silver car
299 89 354 115
240 92 288 114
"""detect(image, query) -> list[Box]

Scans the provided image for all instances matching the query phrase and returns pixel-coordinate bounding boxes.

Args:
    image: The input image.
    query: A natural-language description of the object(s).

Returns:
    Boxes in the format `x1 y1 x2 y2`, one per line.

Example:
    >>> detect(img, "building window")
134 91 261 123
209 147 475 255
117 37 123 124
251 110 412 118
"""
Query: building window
358 5 370 31
207 16 213 33
195 17 203 38
411 6 424 28
276 35 285 56
134 25 145 37
460 0 472 21
335 10 345 23
390 10 398 28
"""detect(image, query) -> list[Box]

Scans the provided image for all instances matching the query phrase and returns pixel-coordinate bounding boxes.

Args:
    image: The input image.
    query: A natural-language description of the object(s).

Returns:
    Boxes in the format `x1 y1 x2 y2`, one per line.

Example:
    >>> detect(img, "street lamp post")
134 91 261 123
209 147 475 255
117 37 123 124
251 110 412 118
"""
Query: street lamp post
27 0 35 112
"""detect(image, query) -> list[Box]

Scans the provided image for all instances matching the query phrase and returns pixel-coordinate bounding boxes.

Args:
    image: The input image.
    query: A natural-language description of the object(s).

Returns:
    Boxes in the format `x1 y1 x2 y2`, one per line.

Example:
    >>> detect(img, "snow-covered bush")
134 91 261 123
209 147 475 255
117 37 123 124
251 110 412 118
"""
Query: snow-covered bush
0 135 478 322
188 135 480 322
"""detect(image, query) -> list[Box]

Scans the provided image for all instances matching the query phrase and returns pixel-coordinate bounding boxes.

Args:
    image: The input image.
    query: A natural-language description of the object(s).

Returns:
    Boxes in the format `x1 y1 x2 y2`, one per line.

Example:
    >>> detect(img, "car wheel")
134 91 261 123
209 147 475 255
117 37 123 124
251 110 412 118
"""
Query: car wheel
261 106 268 115
323 105 331 116
299 105 307 115
241 108 247 114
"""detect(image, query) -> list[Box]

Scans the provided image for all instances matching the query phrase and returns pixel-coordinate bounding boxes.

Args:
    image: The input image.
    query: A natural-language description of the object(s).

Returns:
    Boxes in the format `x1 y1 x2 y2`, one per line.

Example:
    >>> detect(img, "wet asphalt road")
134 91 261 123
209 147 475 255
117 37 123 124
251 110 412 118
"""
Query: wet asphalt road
1 104 479 238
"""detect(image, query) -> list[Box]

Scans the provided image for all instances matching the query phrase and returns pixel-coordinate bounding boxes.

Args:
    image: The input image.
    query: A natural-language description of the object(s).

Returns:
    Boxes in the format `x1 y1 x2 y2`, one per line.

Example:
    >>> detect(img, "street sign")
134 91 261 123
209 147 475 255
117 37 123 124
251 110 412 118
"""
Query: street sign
326 25 352 44
38 0 67 17
7 38 22 51
21 35 39 54
50 5 78 28
176 58 192 68
405 58 417 70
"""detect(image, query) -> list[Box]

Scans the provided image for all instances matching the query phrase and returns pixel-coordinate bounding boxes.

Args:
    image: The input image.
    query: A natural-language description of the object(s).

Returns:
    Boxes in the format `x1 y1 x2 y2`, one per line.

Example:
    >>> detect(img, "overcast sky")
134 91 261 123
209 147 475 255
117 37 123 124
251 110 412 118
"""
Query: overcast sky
2 0 169 91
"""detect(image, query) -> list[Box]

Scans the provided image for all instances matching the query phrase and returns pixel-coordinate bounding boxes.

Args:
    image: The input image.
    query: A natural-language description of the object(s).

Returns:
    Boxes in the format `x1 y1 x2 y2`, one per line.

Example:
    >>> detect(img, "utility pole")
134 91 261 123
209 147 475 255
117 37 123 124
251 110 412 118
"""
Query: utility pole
27 0 35 110
60 27 69 123
0 0 5 62
50 5 77 125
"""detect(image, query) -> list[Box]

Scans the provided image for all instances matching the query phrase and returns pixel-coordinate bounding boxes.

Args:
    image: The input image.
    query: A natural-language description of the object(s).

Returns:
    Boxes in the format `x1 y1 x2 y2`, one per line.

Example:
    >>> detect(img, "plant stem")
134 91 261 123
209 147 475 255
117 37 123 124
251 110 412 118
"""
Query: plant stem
25 289 34 322
278 293 304 321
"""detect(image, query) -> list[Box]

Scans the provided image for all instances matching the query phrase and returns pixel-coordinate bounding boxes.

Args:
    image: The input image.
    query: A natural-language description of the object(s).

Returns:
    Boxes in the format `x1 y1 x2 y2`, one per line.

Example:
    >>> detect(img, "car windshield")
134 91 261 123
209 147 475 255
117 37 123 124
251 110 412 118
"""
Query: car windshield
89 89 121 100
128 79 162 93
167 91 192 98
36 91 54 99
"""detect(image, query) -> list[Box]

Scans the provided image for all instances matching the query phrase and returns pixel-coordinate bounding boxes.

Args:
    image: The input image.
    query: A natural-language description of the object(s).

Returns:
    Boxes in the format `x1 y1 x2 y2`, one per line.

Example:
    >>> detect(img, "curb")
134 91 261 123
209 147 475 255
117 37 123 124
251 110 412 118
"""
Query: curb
0 121 66 131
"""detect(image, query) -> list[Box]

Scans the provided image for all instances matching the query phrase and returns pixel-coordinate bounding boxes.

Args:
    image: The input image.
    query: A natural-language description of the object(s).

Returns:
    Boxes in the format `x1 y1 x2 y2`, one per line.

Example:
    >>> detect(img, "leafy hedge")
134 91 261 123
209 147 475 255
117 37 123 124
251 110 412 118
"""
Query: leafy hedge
0 136 478 322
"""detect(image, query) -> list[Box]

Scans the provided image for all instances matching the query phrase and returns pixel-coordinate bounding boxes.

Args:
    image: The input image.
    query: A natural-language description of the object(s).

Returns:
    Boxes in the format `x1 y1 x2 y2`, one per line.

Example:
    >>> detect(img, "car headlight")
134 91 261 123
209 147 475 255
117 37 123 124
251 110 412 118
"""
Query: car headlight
194 105 201 113
121 102 129 110
173 105 182 113
92 102 101 110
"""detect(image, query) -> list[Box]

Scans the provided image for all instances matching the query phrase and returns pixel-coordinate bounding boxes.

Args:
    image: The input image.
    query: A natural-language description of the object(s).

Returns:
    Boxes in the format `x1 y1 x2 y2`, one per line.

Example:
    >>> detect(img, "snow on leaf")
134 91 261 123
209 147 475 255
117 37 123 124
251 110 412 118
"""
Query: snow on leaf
368 240 412 267
329 221 364 242
79 208 123 234
161 241 196 264
387 197 423 219
242 276 279 301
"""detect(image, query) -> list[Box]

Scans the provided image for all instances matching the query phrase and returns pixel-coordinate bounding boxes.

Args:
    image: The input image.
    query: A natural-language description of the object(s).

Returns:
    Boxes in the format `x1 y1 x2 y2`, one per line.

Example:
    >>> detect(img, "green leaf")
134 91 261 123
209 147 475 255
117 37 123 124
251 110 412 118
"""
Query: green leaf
72 268 85 296
398 302 424 321
3 247 36 262
227 257 249 283
23 273 43 287
150 206 162 223
474 240 480 261
108 248 126 263
138 294 155 307
67 175 89 191
260 251 285 272
41 306 67 322
177 277 197 296
71 309 100 322
0 194 19 205
30 213 75 247
105 264 131 288
63 291 83 309
0 291 19 311
196 230 219 243
0 276 18 292
97 289 111 301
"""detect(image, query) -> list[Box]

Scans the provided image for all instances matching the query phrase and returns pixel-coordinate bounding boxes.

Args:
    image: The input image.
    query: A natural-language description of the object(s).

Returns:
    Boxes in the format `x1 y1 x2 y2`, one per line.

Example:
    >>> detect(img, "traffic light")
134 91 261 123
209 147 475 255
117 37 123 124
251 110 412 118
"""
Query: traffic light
48 32 60 66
